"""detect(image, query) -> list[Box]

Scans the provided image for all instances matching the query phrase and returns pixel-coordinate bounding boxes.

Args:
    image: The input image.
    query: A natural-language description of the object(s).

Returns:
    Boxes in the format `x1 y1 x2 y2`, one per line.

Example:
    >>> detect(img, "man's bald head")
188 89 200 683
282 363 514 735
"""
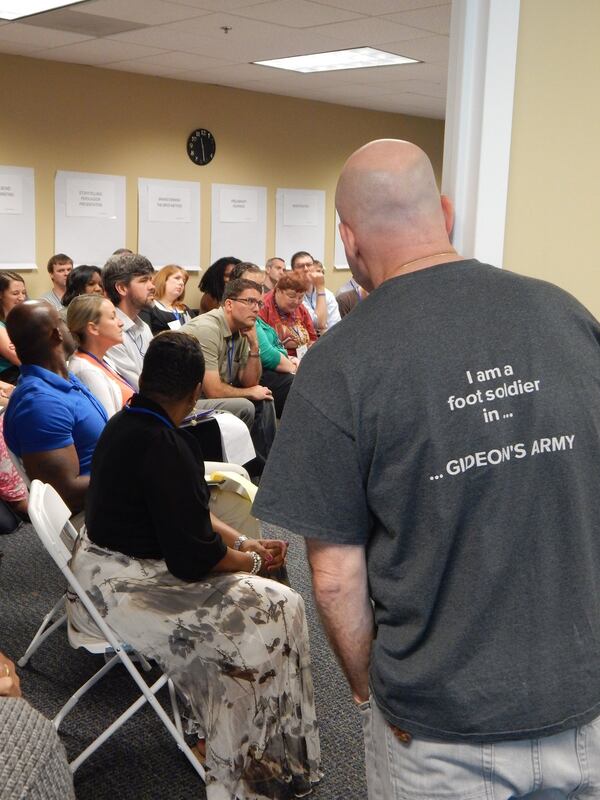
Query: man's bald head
336 140 445 238
7 301 64 365
335 140 454 287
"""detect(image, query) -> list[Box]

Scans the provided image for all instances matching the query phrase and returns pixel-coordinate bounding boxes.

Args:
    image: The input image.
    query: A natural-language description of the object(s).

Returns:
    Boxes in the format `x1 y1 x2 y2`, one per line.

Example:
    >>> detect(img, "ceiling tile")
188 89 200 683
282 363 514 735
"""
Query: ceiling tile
0 22 92 47
135 50 226 70
0 39 39 55
316 0 448 13
36 38 168 64
20 9 143 37
383 4 452 36
75 0 210 25
230 0 362 28
162 0 273 9
104 60 190 76
385 34 449 63
303 16 432 46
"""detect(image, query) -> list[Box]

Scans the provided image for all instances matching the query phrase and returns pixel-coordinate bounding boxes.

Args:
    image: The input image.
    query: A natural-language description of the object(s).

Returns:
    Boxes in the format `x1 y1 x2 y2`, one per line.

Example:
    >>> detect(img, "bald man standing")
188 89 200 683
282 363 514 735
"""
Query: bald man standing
255 140 600 797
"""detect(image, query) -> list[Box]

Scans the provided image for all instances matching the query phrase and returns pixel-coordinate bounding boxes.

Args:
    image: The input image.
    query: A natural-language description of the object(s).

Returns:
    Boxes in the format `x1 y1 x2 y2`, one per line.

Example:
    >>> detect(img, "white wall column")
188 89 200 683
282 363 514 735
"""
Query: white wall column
442 0 520 267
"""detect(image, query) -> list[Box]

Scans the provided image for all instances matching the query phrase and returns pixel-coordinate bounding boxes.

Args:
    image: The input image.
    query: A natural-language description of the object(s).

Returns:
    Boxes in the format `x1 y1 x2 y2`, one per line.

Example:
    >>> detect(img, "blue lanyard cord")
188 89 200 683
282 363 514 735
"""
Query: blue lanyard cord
78 349 137 391
227 338 235 384
126 327 146 358
124 404 174 429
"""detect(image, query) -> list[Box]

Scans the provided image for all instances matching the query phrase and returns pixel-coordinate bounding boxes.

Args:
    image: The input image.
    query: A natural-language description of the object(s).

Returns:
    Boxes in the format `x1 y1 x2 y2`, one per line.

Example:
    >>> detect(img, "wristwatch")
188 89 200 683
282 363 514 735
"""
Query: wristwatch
233 535 248 550
249 350 261 357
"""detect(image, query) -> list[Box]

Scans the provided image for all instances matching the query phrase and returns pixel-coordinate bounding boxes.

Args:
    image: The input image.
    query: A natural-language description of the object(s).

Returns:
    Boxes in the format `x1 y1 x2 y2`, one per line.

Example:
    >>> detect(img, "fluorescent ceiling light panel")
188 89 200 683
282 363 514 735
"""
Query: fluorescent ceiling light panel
255 47 419 74
0 0 88 20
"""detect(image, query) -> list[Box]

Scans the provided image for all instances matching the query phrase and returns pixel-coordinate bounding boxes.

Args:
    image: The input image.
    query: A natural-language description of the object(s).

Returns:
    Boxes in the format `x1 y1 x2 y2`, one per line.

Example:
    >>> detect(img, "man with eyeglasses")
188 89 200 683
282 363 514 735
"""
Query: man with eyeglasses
180 278 276 469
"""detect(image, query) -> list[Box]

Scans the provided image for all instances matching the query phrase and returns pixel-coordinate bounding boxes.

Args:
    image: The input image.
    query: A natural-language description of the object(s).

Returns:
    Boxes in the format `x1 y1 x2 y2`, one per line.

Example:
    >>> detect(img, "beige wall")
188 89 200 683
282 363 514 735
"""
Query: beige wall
504 0 600 318
0 53 444 306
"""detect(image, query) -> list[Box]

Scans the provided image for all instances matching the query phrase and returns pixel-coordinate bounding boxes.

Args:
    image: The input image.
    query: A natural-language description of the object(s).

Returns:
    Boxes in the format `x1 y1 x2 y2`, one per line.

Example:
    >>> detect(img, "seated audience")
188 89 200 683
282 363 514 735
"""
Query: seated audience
180 278 276 466
230 262 297 417
336 284 368 317
102 252 155 391
39 253 73 309
67 295 134 418
264 256 286 292
3 301 108 515
140 264 194 334
198 256 240 313
102 257 254 468
0 650 75 799
69 332 321 799
61 264 103 309
259 272 317 358
291 251 341 333
0 272 27 384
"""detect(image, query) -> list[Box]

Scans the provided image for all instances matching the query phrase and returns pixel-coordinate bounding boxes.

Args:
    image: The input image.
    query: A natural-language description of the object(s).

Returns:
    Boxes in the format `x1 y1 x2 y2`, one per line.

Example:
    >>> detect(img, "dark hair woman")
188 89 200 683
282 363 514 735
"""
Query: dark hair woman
198 256 240 313
61 265 103 308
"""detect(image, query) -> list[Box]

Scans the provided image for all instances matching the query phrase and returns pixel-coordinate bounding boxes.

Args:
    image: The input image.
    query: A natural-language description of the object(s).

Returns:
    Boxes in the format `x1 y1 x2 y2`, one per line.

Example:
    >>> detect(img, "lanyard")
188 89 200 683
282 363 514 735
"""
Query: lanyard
126 327 146 357
78 349 136 391
124 403 174 429
273 299 303 341
226 338 235 384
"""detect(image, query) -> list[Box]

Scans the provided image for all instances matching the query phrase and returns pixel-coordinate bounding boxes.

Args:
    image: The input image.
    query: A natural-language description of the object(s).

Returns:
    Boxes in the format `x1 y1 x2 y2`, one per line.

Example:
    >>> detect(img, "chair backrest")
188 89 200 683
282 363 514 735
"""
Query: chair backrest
28 480 125 654
28 481 75 568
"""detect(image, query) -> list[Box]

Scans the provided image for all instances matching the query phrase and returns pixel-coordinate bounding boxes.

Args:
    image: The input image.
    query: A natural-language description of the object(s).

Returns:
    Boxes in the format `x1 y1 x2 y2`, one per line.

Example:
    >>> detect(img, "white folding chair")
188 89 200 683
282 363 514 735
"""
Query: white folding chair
11 450 73 668
27 479 205 781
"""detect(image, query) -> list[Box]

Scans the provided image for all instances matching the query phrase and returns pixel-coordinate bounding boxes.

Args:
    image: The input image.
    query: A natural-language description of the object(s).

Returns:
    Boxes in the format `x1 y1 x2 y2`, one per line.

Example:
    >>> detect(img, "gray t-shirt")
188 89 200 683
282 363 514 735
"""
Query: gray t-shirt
254 259 600 742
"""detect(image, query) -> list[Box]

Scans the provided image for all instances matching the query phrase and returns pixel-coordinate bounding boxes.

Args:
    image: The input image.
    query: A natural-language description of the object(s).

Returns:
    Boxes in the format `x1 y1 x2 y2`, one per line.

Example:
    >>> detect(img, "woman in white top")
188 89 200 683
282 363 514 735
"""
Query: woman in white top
67 295 134 418
141 264 193 334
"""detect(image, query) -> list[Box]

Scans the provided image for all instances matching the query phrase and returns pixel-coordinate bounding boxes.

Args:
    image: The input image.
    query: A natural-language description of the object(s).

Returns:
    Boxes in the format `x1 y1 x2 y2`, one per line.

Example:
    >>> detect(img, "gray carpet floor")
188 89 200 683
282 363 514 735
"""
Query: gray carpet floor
0 522 367 799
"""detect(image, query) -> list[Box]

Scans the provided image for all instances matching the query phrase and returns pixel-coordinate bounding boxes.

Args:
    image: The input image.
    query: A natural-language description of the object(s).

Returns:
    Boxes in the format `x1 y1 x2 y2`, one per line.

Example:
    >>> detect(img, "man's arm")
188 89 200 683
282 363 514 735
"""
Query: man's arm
202 370 272 401
306 539 374 703
237 326 262 387
22 445 88 514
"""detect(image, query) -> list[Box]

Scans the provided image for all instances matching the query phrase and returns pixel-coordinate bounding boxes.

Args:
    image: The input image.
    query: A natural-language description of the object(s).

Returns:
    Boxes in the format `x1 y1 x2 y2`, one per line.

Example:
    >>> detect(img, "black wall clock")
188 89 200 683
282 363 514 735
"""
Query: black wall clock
187 128 216 166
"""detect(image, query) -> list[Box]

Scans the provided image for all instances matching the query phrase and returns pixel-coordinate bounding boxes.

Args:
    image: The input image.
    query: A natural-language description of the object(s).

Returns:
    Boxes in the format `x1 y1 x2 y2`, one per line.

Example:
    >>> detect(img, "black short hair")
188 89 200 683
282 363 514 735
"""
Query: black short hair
290 250 313 268
199 257 241 300
139 332 205 402
62 265 102 307
102 253 154 305
222 278 262 304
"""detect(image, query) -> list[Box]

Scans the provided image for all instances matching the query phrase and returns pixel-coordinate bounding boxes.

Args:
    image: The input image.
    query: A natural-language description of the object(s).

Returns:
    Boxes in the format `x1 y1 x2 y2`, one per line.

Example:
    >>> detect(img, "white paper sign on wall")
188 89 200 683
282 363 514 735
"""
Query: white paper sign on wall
148 185 191 223
66 179 116 219
0 175 23 215
219 187 258 223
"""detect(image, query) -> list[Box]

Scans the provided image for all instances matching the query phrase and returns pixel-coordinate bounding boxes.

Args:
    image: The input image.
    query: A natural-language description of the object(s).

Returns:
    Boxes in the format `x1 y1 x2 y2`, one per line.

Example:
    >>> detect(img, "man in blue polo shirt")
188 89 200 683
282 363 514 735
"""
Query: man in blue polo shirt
4 301 107 514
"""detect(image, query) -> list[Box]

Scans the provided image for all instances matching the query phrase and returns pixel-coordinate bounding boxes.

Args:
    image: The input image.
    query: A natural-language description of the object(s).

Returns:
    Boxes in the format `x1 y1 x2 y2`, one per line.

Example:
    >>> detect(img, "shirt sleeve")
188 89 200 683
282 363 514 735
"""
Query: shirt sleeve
326 289 342 328
70 360 120 419
256 321 286 371
5 392 75 456
253 386 371 545
142 429 227 581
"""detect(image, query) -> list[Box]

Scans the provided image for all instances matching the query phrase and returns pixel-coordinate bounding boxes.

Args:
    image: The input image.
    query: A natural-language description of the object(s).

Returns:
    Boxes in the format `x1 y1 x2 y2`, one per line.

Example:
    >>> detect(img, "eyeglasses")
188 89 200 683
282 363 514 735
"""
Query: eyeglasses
230 297 264 309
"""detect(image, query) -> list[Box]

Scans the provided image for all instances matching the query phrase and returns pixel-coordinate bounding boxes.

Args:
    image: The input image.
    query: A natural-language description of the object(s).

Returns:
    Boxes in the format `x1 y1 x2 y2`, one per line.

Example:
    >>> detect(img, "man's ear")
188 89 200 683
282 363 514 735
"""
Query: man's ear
440 195 455 236
339 220 358 262
115 280 128 298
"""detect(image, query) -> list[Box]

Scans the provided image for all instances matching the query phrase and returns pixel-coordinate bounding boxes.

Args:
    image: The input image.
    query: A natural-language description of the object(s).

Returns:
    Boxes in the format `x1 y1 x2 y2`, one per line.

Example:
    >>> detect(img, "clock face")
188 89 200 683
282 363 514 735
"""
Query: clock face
187 128 216 166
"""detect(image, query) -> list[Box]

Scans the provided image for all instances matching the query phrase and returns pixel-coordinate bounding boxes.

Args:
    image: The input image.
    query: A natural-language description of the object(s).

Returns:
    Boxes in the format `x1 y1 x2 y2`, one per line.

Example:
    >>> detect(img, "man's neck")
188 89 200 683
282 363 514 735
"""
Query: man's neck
34 351 69 380
376 248 463 288
117 298 140 322
51 284 65 300
265 276 276 291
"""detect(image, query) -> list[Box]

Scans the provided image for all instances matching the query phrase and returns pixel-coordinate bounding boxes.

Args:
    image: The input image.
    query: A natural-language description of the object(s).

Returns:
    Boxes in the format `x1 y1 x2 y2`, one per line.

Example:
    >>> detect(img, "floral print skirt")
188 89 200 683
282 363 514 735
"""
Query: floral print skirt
69 532 322 800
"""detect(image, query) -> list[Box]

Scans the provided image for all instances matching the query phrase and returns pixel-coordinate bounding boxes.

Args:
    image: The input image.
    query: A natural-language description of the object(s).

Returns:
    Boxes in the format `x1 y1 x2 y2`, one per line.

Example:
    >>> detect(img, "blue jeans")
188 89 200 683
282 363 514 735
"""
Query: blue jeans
360 698 600 799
